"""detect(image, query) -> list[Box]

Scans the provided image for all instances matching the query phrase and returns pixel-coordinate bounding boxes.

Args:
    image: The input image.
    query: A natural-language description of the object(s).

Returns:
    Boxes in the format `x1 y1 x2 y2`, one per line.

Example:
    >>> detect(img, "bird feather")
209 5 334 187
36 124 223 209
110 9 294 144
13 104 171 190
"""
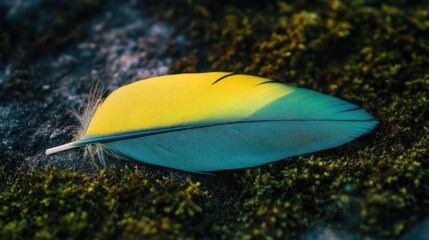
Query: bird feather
46 72 378 172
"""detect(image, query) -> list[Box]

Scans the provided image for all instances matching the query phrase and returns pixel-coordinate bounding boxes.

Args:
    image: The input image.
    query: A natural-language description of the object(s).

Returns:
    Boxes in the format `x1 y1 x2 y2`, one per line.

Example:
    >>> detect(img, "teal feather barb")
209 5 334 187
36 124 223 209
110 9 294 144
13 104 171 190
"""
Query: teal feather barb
46 72 378 172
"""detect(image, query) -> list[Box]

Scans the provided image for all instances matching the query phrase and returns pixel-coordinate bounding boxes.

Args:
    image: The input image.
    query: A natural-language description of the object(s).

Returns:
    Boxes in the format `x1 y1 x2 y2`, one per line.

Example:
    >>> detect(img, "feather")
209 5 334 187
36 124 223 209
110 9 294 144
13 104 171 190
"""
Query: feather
46 72 378 172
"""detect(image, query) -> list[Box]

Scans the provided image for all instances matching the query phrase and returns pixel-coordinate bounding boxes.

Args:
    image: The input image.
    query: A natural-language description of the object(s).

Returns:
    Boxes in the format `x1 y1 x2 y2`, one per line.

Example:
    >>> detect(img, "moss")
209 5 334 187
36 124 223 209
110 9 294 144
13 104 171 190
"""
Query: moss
0 165 213 239
1 0 429 238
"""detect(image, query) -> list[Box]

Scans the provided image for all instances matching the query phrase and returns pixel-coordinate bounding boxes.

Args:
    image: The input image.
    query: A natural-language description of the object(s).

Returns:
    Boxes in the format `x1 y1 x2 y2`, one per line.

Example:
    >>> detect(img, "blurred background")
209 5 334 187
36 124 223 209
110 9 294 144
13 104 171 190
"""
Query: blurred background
0 0 428 239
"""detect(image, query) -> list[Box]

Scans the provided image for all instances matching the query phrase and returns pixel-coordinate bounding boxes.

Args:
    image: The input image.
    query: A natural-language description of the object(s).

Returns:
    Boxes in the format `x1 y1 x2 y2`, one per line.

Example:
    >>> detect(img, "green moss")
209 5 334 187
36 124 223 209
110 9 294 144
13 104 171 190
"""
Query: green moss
2 0 429 238
0 166 212 239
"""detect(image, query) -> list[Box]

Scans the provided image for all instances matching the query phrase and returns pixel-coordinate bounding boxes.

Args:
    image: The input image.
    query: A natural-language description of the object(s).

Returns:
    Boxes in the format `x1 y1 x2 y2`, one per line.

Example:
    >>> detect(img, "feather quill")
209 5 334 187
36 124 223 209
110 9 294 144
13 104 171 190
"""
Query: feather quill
46 72 378 172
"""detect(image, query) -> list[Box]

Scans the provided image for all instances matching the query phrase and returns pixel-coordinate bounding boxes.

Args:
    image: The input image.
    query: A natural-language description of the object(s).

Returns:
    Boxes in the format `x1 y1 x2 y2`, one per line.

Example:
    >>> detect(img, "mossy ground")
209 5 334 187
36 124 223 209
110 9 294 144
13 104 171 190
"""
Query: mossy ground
1 0 429 239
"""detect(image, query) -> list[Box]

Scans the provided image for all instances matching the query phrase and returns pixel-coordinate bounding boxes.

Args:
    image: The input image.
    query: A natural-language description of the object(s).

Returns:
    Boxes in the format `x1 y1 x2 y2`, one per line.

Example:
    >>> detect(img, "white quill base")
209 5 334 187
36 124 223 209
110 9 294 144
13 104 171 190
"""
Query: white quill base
45 141 79 155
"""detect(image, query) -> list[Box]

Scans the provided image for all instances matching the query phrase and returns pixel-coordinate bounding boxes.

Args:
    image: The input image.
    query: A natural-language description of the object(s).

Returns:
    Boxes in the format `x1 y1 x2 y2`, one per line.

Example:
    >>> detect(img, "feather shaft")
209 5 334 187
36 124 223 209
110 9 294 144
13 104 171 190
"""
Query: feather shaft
45 141 81 155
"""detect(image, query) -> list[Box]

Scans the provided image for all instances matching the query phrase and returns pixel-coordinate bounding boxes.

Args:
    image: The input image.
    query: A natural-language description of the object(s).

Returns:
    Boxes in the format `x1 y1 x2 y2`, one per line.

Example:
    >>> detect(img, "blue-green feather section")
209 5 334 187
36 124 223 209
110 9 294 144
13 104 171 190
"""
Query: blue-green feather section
104 120 376 172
